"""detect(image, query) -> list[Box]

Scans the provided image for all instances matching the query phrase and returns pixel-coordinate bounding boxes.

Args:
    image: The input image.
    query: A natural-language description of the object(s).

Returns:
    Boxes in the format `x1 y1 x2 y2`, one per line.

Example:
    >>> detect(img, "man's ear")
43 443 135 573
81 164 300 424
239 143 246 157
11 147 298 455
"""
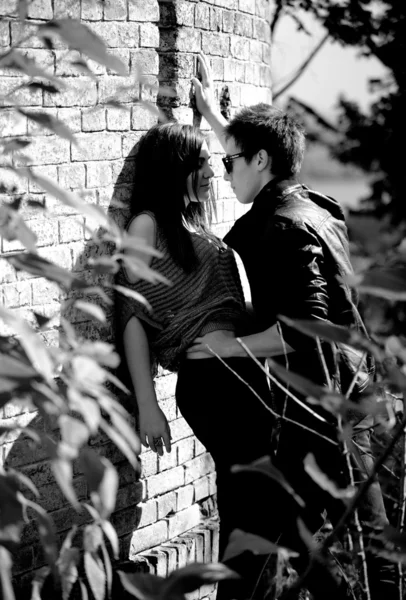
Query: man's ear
257 149 271 173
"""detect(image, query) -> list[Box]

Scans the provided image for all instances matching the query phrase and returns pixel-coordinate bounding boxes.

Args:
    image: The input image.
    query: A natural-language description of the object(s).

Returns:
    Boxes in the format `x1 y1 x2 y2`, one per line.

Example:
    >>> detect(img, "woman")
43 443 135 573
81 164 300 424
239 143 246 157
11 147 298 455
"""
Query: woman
116 123 274 597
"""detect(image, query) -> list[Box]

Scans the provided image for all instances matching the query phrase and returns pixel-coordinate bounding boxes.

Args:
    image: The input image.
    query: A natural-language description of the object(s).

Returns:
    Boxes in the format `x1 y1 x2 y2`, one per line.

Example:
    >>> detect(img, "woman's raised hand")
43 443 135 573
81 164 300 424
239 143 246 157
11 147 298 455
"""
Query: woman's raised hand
139 404 172 456
191 53 216 118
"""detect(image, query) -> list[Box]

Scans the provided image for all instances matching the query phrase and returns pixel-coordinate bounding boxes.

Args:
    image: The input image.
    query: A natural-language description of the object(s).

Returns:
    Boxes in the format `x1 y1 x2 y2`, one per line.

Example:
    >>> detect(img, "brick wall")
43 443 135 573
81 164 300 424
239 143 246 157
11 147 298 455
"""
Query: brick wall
0 0 272 588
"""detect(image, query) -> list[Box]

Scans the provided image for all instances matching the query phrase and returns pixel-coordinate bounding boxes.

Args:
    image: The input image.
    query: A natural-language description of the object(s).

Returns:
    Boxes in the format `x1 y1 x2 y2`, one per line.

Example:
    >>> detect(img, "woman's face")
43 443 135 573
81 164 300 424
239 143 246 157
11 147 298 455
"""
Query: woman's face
185 140 215 206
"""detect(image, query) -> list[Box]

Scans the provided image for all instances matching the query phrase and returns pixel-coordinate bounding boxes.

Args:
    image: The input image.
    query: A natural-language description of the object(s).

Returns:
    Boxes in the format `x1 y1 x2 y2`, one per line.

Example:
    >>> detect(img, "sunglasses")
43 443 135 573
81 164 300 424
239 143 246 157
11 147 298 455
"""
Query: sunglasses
222 152 246 174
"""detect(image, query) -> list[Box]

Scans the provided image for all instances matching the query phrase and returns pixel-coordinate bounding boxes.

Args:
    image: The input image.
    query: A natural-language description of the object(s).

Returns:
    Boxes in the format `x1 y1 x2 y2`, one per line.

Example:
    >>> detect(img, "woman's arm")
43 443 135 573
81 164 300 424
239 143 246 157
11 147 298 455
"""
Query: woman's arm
123 315 171 455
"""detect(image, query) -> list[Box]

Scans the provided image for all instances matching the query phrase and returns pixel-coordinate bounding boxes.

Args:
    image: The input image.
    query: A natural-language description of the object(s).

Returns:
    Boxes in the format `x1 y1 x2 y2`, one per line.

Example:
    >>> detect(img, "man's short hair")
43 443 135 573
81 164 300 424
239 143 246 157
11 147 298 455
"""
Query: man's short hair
224 103 305 177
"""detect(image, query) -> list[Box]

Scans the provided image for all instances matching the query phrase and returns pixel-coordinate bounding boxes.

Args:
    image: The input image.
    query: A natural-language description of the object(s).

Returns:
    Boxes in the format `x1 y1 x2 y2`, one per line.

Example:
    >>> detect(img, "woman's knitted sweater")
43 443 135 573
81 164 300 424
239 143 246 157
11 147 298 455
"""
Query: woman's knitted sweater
115 212 247 372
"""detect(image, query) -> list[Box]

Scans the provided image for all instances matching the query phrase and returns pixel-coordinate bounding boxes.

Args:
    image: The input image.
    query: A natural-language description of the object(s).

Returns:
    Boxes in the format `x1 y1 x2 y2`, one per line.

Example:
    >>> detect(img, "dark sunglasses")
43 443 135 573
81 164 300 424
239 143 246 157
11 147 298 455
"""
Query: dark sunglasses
222 152 246 174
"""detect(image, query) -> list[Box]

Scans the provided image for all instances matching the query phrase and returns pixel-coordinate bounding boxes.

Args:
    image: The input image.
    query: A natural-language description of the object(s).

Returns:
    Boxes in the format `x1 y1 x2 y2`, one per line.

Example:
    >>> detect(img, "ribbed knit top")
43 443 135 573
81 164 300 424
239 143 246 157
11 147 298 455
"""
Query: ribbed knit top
115 212 247 372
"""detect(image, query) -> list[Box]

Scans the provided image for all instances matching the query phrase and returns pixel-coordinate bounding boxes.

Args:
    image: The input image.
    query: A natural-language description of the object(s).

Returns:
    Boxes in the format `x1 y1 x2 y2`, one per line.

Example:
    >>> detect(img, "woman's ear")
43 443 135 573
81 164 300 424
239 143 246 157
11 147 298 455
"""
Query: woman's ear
257 149 271 173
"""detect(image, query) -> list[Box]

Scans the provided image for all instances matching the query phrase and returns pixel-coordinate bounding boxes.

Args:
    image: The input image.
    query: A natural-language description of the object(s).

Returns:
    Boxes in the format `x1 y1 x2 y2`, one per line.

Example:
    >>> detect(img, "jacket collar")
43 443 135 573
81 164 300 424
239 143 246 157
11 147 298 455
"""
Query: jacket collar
252 177 302 213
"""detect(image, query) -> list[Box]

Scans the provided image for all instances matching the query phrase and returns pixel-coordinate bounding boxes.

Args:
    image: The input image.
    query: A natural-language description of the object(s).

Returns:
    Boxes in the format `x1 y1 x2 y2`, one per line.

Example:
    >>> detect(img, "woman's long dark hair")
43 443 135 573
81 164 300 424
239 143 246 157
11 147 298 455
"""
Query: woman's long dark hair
130 123 217 272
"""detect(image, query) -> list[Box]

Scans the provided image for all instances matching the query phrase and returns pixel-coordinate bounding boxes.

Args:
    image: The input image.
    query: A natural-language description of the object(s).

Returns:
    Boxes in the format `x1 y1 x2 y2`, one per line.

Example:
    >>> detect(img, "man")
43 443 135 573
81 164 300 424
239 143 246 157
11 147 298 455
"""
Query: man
188 54 396 600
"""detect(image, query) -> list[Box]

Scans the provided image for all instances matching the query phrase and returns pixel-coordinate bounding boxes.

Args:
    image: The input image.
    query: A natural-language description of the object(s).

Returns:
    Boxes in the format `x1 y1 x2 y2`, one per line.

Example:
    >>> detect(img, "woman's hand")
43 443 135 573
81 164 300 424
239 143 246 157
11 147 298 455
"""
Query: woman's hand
139 404 172 456
191 53 217 119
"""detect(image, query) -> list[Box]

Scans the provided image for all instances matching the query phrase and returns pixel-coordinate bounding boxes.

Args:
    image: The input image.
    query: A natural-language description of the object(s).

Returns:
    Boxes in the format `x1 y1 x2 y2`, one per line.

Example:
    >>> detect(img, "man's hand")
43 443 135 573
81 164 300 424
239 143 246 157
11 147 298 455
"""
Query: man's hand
187 330 237 358
191 53 217 119
139 404 172 456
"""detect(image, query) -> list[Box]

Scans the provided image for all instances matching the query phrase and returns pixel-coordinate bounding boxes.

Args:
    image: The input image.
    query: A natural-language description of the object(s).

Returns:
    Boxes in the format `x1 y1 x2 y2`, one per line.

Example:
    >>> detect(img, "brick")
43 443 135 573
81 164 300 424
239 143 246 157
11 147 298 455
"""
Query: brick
57 108 81 133
115 482 144 511
254 18 268 42
38 244 72 270
0 77 42 107
86 161 113 188
223 58 236 82
0 258 17 284
194 439 207 456
147 465 184 497
36 478 87 513
161 29 201 53
71 133 122 162
230 36 250 60
176 484 194 511
194 476 210 501
54 0 80 18
27 0 53 19
0 0 15 15
3 281 31 308
10 22 47 48
142 550 168 577
234 12 253 37
135 499 157 528
250 39 264 63
211 57 224 80
157 491 177 519
0 109 27 137
129 0 159 22
58 216 84 242
184 453 215 484
166 504 201 539
131 104 158 130
222 10 235 33
208 472 217 496
202 32 229 57
176 438 195 465
131 48 159 75
104 0 127 20
82 107 106 132
89 22 140 48
239 0 256 13
122 132 143 158
44 81 97 107
17 136 70 167
160 544 178 574
81 0 103 20
140 23 159 48
210 7 222 32
0 167 27 194
170 418 194 442
98 76 137 104
245 61 261 84
256 0 271 20
0 20 10 46
195 3 210 29
130 520 168 554
214 0 237 7
31 277 60 304
158 447 177 472
159 52 194 80
27 165 58 194
58 164 85 189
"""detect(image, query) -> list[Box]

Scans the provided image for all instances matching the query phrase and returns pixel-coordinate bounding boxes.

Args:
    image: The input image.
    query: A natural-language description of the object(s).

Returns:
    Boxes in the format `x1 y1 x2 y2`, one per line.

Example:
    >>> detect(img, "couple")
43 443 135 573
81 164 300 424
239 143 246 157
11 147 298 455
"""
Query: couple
116 55 395 599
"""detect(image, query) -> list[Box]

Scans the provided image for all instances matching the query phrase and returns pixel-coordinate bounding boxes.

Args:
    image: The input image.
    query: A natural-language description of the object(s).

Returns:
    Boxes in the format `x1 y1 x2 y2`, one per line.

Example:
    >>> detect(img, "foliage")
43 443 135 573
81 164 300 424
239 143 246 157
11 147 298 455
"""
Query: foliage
273 0 406 222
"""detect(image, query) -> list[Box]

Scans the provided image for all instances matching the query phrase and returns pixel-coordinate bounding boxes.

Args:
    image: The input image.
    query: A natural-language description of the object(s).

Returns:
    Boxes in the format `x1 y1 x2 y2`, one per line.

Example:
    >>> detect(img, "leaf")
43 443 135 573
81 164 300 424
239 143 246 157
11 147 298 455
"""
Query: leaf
1 138 31 153
59 547 79 600
12 167 110 229
4 50 62 86
100 520 119 560
25 500 59 576
304 454 355 499
0 547 16 600
18 110 76 143
100 540 113 598
33 311 51 329
59 415 90 457
117 571 164 600
31 567 51 600
223 529 298 563
231 455 305 508
113 284 152 311
50 456 80 510
80 449 118 519
277 316 380 358
6 252 88 290
163 563 240 596
73 301 106 323
267 358 328 401
25 82 61 94
39 19 127 76
99 419 139 470
87 256 120 275
0 472 25 542
348 267 406 301
71 59 97 79
79 579 89 600
83 524 103 554
0 306 55 384
84 551 106 600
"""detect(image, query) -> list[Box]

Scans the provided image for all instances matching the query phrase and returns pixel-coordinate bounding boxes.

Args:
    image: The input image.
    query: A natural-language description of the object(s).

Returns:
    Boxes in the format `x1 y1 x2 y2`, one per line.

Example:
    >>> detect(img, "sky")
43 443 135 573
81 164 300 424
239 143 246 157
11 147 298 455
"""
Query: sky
271 10 387 119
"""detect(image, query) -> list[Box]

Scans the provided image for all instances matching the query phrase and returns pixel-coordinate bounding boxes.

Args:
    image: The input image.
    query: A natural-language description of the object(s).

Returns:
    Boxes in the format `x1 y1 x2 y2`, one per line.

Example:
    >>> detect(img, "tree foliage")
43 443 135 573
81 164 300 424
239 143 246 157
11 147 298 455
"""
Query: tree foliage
273 0 406 221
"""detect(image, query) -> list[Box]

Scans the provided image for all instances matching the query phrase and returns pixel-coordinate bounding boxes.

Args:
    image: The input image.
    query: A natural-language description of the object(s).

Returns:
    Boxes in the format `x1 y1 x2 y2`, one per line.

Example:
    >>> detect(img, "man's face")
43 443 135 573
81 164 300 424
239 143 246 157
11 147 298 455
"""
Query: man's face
224 137 263 205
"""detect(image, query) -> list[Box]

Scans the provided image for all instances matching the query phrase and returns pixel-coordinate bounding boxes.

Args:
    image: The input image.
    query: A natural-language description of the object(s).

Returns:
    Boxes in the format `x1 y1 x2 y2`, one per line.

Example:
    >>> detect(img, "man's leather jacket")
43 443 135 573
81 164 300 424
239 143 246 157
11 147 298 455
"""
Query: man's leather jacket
224 178 372 399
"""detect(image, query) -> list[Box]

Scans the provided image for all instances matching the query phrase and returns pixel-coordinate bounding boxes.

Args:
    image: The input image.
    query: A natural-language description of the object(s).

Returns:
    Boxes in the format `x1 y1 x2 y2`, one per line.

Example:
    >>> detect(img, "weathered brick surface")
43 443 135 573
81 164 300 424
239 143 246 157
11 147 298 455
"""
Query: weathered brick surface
0 0 273 581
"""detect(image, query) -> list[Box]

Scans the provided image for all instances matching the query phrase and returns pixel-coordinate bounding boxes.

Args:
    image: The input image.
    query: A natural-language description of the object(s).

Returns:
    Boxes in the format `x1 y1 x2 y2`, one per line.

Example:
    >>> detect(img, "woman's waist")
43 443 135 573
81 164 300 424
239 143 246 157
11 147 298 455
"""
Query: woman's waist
186 327 236 360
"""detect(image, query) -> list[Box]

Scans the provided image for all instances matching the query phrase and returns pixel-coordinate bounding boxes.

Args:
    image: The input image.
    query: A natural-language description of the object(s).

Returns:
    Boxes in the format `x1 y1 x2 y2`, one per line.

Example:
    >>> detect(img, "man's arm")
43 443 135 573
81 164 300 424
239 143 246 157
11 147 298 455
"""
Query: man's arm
187 325 293 358
192 53 228 151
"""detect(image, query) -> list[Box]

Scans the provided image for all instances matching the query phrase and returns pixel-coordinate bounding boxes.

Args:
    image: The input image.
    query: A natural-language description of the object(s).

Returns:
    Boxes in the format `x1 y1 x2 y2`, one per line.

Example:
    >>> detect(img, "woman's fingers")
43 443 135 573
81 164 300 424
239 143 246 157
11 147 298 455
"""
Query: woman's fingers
198 52 210 82
163 427 172 453
140 429 149 448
